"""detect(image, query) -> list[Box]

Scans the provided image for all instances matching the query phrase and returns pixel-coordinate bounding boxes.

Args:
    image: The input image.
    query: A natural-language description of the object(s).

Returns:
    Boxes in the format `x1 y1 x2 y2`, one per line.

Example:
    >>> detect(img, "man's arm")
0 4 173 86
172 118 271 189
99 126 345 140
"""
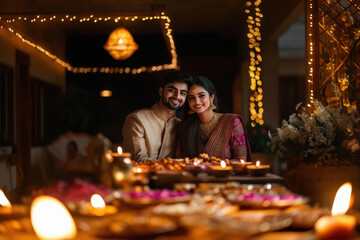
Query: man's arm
122 115 151 161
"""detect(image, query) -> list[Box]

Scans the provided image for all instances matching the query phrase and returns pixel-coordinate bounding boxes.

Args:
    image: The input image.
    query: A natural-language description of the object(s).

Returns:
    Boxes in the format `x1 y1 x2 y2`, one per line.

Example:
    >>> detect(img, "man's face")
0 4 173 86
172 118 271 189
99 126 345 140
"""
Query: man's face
160 82 188 110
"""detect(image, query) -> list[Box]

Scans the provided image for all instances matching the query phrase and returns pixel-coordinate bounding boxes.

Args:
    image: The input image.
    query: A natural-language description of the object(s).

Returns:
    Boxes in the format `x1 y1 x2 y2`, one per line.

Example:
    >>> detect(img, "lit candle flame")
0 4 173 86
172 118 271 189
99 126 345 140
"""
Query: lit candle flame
240 159 245 164
31 196 77 240
256 161 260 167
331 182 352 216
118 39 123 44
0 189 12 208
220 160 226 168
90 194 106 209
117 146 123 154
136 167 142 173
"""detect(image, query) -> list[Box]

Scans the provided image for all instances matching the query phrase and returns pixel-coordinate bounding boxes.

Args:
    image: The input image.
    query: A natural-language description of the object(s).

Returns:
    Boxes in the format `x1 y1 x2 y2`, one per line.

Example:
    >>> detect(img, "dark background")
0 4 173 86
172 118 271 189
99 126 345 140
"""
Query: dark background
59 32 238 144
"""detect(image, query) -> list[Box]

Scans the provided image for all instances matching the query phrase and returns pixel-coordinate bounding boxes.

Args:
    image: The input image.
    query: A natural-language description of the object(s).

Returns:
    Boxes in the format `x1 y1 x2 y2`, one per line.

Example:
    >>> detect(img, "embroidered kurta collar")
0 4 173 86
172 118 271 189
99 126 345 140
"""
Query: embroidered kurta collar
152 103 175 121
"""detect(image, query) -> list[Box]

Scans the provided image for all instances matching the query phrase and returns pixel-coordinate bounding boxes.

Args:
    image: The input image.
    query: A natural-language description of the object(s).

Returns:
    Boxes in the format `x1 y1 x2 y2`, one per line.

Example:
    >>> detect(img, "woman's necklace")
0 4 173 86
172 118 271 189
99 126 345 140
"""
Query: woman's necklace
200 113 219 140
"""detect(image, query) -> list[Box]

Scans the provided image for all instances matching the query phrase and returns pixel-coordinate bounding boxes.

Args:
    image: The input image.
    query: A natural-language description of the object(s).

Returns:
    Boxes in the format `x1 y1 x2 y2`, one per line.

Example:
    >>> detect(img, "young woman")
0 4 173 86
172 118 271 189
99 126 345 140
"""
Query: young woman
176 76 252 161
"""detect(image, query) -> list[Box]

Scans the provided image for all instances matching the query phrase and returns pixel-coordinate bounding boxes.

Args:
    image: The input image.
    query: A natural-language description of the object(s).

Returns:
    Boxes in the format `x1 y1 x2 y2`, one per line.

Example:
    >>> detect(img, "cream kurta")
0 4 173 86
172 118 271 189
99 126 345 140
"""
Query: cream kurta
122 103 180 162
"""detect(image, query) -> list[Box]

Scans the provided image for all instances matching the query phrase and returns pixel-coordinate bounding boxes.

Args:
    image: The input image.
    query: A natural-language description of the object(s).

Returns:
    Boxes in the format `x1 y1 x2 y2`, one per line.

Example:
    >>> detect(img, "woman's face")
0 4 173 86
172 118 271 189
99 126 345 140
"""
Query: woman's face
187 85 213 114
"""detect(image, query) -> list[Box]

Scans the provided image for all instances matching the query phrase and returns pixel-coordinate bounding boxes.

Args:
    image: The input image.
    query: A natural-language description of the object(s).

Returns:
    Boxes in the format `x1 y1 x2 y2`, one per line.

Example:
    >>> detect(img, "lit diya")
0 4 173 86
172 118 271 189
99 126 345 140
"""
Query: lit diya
184 159 204 175
231 159 252 175
77 194 117 217
31 195 77 240
0 189 27 220
131 166 150 185
110 146 132 166
208 160 233 177
315 182 356 239
246 161 270 176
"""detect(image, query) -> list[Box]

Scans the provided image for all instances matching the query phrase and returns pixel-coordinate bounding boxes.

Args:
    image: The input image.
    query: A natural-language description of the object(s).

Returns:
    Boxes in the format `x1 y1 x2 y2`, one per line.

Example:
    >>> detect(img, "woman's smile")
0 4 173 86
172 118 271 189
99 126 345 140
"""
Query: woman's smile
194 104 204 109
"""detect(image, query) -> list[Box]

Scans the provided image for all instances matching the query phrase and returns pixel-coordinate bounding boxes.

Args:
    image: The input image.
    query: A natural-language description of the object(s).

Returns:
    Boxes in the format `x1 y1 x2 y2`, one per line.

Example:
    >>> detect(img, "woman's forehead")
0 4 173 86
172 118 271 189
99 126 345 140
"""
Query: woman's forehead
189 85 207 94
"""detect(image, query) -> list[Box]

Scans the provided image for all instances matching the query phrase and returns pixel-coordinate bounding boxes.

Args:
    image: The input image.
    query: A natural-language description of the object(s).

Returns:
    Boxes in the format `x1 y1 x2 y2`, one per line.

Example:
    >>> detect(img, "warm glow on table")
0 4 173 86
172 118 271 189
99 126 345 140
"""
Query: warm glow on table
31 195 77 240
315 182 356 239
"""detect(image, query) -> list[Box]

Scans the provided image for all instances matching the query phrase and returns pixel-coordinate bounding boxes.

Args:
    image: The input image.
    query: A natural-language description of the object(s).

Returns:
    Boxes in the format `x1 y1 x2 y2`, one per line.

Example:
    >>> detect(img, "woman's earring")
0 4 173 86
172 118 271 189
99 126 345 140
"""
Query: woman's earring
209 99 216 111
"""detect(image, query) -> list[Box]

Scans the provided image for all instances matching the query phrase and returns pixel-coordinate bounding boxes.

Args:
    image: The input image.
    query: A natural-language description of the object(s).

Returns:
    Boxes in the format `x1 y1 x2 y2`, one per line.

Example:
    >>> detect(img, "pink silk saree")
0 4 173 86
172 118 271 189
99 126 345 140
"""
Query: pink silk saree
204 114 252 161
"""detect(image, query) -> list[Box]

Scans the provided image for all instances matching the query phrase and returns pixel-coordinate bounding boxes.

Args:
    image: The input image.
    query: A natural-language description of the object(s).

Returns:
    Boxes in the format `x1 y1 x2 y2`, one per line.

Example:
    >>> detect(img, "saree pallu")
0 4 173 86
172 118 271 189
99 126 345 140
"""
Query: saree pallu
204 114 252 161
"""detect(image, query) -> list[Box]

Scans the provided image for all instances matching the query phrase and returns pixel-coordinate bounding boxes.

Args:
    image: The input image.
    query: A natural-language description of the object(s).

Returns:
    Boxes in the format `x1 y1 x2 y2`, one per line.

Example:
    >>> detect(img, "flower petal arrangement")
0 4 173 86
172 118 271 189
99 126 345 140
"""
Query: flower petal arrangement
268 100 359 165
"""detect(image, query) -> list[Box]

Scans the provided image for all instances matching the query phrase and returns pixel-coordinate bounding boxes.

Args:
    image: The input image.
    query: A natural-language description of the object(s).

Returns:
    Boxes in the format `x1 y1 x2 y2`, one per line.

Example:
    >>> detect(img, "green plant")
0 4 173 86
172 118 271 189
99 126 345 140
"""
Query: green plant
246 122 272 153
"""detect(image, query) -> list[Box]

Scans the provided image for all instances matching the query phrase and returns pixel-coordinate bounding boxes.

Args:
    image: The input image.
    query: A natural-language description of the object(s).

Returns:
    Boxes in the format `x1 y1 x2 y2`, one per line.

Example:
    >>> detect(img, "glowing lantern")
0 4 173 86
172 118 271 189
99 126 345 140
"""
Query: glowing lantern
104 27 138 60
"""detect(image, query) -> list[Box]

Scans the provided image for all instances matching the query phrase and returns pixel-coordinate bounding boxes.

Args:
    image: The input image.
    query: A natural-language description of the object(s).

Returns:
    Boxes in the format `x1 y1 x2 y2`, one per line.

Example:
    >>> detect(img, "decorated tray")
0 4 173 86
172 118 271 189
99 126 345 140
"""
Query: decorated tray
181 209 292 236
115 189 191 208
226 192 309 209
82 213 178 238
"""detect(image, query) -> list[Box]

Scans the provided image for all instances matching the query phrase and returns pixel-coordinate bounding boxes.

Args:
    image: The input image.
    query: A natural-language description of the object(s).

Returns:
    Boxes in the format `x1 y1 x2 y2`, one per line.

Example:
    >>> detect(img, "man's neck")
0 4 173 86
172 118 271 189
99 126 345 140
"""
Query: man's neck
158 101 175 119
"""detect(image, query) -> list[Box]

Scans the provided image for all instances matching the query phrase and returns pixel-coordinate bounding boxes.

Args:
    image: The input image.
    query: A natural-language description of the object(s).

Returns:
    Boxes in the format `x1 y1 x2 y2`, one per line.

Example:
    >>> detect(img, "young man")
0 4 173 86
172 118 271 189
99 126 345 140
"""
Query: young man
122 71 192 161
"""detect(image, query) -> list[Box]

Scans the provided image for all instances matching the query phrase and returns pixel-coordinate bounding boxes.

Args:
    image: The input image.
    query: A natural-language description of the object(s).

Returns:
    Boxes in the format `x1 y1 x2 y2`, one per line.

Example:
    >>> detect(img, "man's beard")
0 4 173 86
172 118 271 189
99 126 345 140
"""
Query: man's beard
162 96 182 110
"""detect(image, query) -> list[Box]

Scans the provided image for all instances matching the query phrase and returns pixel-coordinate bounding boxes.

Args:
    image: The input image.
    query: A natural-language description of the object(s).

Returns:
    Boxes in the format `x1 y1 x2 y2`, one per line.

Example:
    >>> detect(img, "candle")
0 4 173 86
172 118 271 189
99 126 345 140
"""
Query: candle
0 189 11 207
315 182 356 239
78 194 117 217
31 195 77 240
231 160 252 175
111 146 132 163
0 189 27 219
208 160 233 177
185 161 203 176
131 166 150 185
246 160 270 176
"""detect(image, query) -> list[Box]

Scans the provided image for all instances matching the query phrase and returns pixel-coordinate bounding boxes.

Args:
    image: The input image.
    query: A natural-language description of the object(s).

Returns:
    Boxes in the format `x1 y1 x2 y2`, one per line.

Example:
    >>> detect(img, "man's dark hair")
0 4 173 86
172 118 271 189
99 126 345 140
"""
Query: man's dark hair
160 70 193 89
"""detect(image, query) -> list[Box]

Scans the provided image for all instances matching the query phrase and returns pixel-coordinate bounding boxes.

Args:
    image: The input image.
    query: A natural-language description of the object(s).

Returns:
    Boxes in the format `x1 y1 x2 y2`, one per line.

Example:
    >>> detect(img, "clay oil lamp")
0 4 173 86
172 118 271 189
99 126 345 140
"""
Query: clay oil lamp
208 160 233 177
231 159 252 175
31 195 77 240
246 161 270 176
0 189 27 220
77 194 118 217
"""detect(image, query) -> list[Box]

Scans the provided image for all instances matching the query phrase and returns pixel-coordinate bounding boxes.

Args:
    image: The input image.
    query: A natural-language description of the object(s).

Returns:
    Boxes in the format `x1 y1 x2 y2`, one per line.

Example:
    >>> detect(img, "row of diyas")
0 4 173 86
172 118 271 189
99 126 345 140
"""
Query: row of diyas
0 190 118 239
0 181 357 239
132 156 270 177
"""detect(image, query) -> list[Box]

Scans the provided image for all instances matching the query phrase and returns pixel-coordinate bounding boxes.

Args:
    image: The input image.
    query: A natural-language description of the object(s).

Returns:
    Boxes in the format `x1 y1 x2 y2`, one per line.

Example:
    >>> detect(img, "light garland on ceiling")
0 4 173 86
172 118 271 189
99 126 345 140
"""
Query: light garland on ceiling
0 12 178 74
245 0 264 127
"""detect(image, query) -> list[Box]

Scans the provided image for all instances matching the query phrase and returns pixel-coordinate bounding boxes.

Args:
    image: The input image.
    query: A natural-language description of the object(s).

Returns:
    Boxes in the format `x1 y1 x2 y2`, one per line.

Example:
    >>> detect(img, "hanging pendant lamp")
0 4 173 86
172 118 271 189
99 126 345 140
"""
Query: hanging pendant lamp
103 27 138 60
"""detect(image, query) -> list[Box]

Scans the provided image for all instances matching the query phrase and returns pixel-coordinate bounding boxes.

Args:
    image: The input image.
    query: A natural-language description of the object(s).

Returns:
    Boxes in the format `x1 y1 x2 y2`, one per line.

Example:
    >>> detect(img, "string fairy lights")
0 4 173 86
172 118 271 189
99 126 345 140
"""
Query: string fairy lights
245 0 264 127
306 0 315 109
0 12 178 74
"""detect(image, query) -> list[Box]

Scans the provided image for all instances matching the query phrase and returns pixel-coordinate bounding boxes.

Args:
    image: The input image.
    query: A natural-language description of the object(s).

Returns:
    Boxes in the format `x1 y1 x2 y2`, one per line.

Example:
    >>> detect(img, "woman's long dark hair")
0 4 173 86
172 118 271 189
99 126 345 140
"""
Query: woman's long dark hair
178 76 218 158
